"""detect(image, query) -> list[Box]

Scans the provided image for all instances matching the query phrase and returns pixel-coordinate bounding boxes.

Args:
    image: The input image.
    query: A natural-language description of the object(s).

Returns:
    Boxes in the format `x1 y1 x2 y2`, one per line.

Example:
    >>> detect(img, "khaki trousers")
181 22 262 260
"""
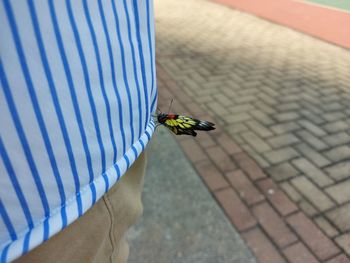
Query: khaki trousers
16 152 147 263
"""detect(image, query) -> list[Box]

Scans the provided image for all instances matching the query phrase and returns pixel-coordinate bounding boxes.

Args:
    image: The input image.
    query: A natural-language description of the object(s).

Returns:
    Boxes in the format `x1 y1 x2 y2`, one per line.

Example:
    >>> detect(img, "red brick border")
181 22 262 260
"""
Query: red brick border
212 0 350 49
156 64 350 263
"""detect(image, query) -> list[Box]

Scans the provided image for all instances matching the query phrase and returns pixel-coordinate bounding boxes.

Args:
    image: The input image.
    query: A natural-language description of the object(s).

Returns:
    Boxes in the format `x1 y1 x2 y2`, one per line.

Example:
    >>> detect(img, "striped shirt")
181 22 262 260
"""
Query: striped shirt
0 0 157 262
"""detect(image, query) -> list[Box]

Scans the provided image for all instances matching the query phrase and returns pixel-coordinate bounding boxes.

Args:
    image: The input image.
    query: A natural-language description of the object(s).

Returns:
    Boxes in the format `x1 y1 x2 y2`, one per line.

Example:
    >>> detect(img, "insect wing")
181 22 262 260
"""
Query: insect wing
157 113 215 136
165 116 198 136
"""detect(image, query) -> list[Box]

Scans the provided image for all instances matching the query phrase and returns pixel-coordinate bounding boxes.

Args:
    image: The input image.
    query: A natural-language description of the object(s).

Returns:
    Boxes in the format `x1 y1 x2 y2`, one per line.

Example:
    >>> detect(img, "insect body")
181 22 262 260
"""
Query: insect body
157 113 215 136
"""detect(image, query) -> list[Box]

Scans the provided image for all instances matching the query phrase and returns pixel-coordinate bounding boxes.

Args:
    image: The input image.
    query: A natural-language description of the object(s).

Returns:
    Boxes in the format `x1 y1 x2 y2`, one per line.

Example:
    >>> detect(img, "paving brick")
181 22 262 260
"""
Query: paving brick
291 177 335 212
227 123 249 135
207 101 227 115
325 161 350 181
300 110 325 125
258 93 278 106
179 139 208 163
233 152 267 180
229 103 255 114
243 228 286 263
224 112 252 124
292 158 334 187
185 102 205 117
274 112 300 122
267 133 300 148
246 120 273 138
315 216 339 238
195 132 216 148
326 203 350 232
241 131 272 153
213 93 232 106
280 182 302 202
270 122 301 135
283 242 318 263
298 119 327 136
323 111 347 122
194 160 229 191
250 110 275 125
263 147 300 165
326 254 350 263
248 151 271 168
296 143 331 167
325 179 350 204
257 179 298 216
299 200 319 217
287 212 340 260
232 134 244 145
215 133 242 155
194 95 214 104
235 95 256 104
321 102 343 112
323 120 349 133
296 130 329 150
276 102 300 111
226 170 265 205
267 162 299 181
324 145 350 162
335 234 350 257
253 202 297 248
255 102 276 114
214 188 257 231
205 146 236 172
324 132 350 147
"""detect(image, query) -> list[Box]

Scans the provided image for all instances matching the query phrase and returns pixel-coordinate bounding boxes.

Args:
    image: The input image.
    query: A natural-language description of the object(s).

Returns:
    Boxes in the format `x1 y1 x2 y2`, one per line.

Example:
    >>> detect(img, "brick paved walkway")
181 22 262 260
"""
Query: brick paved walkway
154 0 350 262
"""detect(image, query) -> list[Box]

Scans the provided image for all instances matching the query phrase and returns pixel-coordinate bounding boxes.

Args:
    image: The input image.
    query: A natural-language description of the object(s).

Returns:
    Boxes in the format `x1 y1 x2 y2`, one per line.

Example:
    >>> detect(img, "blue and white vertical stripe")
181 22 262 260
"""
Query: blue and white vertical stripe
0 0 157 261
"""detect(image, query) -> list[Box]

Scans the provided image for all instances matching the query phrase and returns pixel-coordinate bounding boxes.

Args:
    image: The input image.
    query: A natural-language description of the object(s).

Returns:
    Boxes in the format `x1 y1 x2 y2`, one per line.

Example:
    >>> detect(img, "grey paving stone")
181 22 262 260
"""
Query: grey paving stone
280 182 302 202
299 110 325 125
335 234 350 257
296 130 329 151
315 217 339 238
241 131 272 153
295 143 331 167
224 112 252 124
298 120 327 137
267 134 300 148
325 161 350 181
270 122 301 135
323 112 347 122
229 103 255 114
291 177 335 212
292 158 334 187
324 132 350 147
324 145 350 162
227 123 249 134
299 200 319 217
246 120 273 138
274 112 300 122
323 120 349 133
267 162 299 181
263 147 300 165
250 110 275 126
326 204 350 232
325 179 350 204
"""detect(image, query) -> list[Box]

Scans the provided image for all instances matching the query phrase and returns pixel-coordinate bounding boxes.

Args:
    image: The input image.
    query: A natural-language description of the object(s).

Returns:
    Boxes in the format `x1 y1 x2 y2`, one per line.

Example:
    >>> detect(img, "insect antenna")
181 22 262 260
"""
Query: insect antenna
167 98 174 114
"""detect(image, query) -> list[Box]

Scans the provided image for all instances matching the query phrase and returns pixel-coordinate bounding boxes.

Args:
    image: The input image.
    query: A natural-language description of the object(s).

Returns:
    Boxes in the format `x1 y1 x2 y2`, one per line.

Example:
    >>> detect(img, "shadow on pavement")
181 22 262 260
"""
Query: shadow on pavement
127 129 257 263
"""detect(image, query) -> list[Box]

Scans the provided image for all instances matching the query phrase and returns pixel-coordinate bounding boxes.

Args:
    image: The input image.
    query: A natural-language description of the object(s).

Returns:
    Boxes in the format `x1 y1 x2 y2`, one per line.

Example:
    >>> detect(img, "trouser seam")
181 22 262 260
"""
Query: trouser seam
103 194 115 263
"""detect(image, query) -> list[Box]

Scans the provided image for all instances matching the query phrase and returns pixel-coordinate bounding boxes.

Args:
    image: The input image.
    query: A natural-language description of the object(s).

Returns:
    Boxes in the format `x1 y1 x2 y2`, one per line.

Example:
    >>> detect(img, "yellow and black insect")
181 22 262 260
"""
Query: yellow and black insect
155 100 215 136
156 113 215 136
